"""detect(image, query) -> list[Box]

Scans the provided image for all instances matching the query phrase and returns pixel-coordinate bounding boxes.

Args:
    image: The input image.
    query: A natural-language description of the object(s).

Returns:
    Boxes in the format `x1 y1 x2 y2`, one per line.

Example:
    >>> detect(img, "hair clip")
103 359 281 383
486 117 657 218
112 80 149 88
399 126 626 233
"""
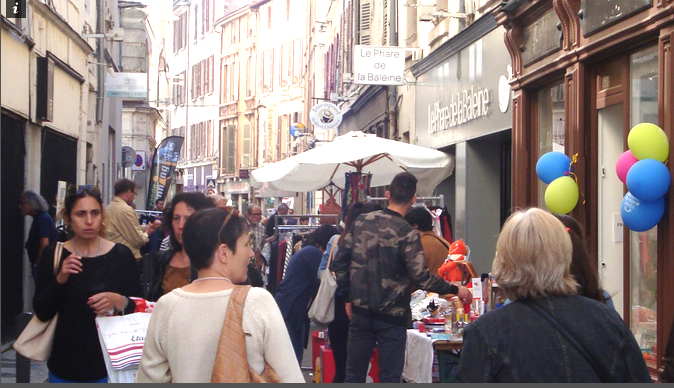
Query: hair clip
566 227 571 232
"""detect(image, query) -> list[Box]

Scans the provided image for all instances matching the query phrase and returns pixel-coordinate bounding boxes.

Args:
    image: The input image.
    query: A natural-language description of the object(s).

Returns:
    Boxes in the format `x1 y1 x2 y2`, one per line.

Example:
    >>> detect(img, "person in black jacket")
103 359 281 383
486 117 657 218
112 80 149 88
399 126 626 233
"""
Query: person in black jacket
33 185 142 383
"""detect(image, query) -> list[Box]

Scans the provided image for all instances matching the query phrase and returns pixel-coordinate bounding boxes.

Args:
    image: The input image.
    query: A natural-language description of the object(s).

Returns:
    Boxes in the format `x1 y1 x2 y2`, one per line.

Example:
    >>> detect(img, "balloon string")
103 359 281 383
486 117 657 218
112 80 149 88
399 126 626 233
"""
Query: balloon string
565 153 586 205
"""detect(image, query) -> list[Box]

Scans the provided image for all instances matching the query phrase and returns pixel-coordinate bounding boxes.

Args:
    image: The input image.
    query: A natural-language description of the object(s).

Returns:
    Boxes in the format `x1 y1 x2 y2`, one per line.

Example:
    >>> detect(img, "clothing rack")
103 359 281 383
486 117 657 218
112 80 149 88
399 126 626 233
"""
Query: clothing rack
271 214 340 282
134 210 162 216
365 194 445 209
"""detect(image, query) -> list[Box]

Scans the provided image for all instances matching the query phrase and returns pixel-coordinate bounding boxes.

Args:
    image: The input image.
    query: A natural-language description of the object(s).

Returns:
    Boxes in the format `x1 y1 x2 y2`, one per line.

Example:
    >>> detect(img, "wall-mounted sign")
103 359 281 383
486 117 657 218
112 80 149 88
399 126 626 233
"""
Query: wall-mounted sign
106 72 148 98
310 102 342 129
427 86 490 134
132 150 146 171
353 45 405 86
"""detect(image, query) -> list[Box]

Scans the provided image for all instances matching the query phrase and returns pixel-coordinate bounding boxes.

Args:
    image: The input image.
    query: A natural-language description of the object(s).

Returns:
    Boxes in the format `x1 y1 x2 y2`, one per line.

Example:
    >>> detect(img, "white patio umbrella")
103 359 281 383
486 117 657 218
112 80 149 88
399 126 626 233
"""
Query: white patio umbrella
250 131 455 196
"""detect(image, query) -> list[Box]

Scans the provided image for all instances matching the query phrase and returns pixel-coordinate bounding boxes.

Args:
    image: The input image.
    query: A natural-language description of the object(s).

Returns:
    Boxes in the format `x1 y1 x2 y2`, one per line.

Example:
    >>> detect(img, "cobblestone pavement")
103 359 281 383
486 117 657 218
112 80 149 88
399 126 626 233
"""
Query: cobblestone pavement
1 346 49 384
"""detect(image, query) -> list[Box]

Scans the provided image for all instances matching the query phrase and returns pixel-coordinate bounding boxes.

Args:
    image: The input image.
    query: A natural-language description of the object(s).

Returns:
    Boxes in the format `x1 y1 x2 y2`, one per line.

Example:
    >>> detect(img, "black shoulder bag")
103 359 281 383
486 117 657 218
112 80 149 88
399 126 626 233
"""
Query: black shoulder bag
523 301 613 383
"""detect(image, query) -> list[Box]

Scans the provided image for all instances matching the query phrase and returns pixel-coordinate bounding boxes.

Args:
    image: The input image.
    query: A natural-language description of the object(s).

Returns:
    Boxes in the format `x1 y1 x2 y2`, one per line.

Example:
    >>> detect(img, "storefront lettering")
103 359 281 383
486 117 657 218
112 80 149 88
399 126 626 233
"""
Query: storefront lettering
428 86 490 134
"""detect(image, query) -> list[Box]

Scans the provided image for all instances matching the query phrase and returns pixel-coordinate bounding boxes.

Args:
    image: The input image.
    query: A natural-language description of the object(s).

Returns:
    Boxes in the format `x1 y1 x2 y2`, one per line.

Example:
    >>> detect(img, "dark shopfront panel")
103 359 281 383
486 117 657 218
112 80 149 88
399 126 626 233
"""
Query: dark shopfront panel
495 0 674 376
40 129 77 219
1 113 26 341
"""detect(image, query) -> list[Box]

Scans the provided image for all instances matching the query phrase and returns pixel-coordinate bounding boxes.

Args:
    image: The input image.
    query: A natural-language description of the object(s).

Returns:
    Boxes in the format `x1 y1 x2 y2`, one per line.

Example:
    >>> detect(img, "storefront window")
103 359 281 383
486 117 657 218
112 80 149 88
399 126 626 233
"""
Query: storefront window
537 82 565 208
629 45 659 368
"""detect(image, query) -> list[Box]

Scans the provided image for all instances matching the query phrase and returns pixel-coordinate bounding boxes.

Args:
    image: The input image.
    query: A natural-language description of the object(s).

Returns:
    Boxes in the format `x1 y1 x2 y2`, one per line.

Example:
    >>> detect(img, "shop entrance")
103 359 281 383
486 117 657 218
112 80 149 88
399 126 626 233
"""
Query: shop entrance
597 101 625 317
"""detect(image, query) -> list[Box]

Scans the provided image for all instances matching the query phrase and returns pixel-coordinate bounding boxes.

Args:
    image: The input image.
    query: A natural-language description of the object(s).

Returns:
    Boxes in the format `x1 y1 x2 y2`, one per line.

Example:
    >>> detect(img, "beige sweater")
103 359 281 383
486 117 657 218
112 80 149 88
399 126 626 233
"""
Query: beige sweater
135 287 305 383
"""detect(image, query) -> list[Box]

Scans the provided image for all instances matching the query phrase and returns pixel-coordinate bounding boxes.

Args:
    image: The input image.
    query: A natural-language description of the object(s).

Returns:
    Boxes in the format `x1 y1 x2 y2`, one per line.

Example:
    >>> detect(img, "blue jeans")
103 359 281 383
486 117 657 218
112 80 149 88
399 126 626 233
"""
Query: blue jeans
49 372 107 383
344 311 407 383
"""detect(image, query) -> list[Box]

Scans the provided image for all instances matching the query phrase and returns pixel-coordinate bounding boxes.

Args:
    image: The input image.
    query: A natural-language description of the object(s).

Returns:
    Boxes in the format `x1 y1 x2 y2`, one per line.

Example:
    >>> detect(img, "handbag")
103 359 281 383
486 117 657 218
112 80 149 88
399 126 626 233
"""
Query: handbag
14 242 64 362
308 240 338 326
523 301 613 383
211 285 281 383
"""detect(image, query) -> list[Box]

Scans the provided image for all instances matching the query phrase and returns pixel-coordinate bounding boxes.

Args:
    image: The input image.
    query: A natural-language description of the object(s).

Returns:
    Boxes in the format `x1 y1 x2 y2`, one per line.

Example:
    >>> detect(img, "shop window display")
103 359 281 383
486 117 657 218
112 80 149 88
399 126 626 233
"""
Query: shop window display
536 82 566 209
628 45 659 368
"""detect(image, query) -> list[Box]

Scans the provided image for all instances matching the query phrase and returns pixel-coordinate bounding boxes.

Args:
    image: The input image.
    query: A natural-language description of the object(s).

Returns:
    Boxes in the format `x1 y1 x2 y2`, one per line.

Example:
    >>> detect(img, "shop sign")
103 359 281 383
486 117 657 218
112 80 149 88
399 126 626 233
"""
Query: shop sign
309 102 342 129
225 180 250 194
580 0 652 37
521 9 563 66
353 45 405 86
106 72 148 98
428 86 490 134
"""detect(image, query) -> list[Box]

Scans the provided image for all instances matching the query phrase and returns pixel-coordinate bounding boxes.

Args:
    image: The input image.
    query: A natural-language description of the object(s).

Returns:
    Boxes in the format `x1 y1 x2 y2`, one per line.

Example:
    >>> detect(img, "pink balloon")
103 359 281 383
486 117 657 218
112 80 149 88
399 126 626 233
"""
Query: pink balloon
616 150 639 184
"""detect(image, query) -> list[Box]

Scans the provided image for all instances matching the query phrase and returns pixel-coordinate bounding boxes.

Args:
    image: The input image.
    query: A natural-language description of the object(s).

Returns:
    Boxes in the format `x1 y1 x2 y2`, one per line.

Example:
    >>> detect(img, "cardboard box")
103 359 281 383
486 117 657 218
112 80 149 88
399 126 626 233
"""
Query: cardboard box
320 346 379 383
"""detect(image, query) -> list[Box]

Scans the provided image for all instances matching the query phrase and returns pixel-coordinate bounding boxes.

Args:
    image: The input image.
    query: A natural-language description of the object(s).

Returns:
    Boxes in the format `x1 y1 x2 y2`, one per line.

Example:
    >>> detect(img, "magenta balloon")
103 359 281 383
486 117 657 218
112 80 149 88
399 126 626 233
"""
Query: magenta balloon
616 150 639 184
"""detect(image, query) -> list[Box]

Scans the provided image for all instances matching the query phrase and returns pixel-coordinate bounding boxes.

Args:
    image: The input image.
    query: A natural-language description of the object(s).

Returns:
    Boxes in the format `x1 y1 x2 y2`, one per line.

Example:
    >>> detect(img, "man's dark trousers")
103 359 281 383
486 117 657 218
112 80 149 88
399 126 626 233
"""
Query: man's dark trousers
344 309 407 383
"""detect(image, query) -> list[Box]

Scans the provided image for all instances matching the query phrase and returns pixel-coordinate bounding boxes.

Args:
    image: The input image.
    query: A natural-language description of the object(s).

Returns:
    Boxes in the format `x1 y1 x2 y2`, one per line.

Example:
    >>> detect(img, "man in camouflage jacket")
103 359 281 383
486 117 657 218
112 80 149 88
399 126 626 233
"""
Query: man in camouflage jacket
332 172 473 383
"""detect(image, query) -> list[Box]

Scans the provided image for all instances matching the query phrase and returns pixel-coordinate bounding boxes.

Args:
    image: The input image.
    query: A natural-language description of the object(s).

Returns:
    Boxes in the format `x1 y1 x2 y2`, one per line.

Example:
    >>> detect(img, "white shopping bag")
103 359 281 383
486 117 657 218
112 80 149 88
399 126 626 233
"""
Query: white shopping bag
95 309 152 383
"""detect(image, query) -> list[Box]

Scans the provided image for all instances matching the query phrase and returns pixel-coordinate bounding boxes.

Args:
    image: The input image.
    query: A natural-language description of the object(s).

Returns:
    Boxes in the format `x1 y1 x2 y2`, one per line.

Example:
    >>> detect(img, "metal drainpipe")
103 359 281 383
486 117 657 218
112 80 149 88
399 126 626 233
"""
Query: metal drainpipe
387 0 398 140
95 0 105 122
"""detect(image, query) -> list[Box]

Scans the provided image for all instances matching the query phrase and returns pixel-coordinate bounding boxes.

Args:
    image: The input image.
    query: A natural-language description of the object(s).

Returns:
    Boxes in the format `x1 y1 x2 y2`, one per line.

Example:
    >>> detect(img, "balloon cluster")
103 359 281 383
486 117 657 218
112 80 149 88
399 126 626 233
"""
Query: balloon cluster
536 151 579 214
618 123 670 232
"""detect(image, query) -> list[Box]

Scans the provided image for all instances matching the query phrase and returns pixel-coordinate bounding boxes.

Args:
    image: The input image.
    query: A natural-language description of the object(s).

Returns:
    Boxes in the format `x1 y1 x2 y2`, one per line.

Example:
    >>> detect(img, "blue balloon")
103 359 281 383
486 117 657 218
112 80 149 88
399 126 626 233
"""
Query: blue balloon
536 152 571 184
626 159 671 202
621 192 665 232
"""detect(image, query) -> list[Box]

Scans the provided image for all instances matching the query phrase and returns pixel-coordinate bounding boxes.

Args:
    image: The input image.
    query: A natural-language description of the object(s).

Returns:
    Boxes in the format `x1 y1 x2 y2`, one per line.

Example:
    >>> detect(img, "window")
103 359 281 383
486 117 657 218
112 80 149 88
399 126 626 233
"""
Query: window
293 38 302 84
173 12 187 52
230 55 238 101
201 0 210 35
194 4 198 41
263 49 273 92
245 51 253 97
628 45 659 369
266 5 272 29
536 81 565 209
221 62 228 104
232 19 238 44
241 14 248 39
286 0 291 21
172 71 186 106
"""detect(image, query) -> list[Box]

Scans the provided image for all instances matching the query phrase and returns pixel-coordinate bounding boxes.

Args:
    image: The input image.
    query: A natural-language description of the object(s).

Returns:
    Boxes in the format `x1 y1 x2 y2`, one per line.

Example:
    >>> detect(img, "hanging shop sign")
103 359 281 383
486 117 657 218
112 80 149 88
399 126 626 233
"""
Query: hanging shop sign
310 102 342 129
353 45 405 86
106 72 148 98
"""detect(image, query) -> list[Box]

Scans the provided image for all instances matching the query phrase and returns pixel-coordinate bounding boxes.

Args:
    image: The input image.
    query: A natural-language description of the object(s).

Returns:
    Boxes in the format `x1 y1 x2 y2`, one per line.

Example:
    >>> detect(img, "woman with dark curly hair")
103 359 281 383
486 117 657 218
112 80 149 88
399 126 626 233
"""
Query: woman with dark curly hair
33 185 142 383
147 192 214 301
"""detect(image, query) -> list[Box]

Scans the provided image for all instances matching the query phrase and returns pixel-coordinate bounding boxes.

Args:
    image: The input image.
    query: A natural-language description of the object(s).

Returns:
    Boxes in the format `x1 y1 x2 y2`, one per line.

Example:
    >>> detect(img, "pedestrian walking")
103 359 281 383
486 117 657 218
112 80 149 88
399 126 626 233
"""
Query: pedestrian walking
331 172 473 383
106 179 161 260
19 190 58 280
456 208 651 383
318 201 382 383
136 208 304 383
274 223 339 365
33 185 142 383
147 192 214 301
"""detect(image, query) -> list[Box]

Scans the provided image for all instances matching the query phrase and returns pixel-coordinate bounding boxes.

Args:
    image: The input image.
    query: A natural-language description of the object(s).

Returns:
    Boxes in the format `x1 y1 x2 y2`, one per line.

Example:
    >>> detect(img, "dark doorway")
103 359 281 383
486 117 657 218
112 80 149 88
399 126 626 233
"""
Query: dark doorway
1 113 26 342
40 129 77 219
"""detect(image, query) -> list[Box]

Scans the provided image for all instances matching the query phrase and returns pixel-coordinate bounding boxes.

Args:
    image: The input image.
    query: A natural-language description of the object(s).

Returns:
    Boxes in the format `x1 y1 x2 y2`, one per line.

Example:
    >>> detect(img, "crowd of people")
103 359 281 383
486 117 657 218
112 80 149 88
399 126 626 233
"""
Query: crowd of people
18 172 667 383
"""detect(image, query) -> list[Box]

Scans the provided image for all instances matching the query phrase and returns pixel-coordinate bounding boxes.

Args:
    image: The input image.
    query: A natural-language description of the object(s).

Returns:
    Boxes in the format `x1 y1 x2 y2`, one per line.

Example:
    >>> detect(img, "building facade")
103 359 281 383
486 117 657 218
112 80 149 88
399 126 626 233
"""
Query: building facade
495 0 674 376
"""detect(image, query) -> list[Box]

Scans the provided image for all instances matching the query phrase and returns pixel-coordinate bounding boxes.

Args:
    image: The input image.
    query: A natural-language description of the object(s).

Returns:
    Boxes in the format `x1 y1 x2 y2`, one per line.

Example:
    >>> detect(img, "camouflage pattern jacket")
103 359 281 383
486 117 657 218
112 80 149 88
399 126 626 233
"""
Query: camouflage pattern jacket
331 208 457 321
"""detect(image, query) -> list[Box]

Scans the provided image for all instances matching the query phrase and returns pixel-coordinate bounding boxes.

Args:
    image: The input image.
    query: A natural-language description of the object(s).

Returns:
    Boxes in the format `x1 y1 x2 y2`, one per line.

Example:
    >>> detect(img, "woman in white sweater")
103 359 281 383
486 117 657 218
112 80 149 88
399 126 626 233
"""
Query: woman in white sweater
136 208 305 383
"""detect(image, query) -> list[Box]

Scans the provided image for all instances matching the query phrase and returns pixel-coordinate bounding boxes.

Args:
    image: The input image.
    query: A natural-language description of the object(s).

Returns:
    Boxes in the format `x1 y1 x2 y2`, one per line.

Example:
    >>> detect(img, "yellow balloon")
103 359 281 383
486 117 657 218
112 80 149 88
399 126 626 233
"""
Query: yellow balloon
628 123 669 162
544 176 579 214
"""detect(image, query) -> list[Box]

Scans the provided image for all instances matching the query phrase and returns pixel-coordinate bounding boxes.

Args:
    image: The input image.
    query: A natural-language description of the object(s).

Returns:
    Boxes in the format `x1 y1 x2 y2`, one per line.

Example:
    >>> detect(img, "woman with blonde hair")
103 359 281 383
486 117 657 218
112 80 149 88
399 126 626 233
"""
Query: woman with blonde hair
33 185 142 383
456 208 650 383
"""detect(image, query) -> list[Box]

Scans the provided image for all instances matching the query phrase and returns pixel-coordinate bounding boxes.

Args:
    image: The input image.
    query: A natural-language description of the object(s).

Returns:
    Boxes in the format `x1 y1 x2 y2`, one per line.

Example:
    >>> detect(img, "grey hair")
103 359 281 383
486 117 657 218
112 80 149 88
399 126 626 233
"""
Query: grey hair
22 190 49 212
492 208 578 301
278 203 289 211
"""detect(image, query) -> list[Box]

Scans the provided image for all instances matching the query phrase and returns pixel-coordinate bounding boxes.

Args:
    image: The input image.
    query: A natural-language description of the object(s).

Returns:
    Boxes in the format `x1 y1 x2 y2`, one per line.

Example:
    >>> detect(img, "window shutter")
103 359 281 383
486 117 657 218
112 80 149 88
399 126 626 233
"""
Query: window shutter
382 0 388 45
242 123 251 167
359 0 372 45
226 125 236 174
209 55 214 93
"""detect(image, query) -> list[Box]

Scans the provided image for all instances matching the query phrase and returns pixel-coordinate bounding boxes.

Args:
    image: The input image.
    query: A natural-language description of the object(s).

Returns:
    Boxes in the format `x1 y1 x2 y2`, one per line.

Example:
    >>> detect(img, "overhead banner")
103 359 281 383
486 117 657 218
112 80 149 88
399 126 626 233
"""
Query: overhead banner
146 136 184 208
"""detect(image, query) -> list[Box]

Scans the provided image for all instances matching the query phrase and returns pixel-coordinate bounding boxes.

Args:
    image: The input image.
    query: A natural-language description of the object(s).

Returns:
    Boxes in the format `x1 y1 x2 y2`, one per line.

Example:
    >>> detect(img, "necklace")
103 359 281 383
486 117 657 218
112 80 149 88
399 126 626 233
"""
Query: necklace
72 236 102 257
191 276 232 283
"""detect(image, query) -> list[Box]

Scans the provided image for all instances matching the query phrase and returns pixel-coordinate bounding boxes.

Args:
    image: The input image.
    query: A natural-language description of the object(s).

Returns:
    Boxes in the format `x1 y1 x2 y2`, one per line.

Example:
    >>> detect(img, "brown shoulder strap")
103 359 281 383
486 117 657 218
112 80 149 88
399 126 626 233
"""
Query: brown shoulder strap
211 285 252 383
53 242 64 276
